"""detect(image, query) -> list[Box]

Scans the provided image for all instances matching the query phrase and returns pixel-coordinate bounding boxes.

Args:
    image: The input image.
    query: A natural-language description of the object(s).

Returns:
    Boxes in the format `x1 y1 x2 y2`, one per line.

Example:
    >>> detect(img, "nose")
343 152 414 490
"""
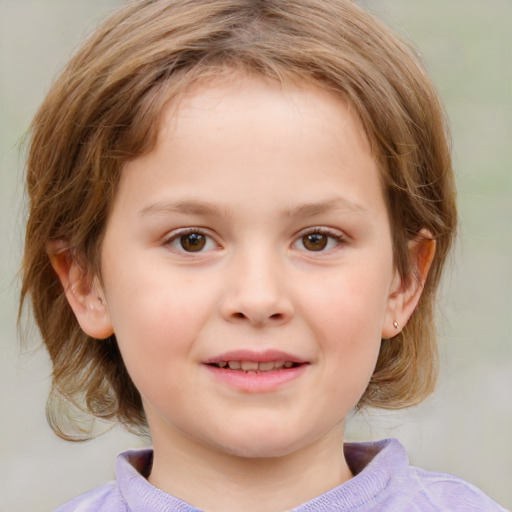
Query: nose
219 252 295 327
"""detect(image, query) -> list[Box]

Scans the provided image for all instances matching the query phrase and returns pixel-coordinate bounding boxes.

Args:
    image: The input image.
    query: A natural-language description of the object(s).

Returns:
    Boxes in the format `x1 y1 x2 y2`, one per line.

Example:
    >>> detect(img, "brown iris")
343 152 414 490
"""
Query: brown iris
302 233 328 251
180 233 206 252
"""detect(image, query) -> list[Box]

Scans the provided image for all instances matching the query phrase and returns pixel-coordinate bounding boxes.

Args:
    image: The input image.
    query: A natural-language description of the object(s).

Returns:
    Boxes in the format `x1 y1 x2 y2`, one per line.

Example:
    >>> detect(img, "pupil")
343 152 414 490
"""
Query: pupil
180 233 206 252
303 233 327 251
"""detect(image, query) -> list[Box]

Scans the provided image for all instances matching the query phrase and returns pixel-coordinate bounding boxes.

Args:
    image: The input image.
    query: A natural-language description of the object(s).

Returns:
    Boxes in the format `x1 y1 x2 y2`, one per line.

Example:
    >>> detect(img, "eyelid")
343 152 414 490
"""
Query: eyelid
163 227 220 253
292 226 348 251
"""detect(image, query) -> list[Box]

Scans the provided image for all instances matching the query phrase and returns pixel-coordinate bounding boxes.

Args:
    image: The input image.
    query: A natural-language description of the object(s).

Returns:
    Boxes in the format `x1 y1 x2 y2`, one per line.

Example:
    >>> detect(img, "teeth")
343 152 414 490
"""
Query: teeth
216 360 296 372
259 361 275 372
240 361 259 371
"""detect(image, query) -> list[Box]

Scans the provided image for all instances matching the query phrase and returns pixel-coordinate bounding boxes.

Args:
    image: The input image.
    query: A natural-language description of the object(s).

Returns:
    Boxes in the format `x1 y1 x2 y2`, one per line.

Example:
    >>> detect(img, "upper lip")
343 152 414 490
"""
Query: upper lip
203 349 308 365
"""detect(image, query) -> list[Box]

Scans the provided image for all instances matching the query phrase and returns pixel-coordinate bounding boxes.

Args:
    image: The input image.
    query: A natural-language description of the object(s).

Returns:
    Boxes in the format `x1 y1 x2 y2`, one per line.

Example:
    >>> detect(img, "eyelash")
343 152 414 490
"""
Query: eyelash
162 226 347 254
163 228 218 254
293 227 347 253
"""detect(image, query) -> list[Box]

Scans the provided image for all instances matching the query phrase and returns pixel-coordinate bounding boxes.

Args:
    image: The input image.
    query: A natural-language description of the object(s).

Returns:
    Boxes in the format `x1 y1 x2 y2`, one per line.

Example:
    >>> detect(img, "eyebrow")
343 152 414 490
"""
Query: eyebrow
283 198 369 218
138 197 368 219
139 200 227 218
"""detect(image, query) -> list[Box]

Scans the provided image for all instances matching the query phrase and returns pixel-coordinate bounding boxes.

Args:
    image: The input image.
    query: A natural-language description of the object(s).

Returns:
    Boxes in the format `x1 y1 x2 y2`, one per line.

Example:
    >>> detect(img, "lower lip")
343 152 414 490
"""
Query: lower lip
203 364 308 393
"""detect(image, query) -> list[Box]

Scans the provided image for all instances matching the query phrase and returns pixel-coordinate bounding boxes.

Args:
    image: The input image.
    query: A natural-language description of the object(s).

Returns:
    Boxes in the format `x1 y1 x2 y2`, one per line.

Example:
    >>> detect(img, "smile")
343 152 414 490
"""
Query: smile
209 360 299 372
203 350 309 392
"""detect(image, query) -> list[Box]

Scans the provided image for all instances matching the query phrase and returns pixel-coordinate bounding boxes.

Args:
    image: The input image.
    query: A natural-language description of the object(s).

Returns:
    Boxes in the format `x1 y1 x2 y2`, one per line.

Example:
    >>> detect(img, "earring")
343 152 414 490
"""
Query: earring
393 320 400 330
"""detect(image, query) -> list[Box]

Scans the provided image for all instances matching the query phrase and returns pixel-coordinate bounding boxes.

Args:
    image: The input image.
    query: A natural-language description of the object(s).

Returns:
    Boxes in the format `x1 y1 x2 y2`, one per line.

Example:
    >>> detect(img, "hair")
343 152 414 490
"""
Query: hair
20 0 457 440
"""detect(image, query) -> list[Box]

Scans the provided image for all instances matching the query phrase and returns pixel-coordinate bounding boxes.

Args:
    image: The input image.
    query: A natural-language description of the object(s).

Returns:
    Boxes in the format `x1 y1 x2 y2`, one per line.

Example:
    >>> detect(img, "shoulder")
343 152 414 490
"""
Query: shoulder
54 481 125 512
339 439 507 512
406 467 509 511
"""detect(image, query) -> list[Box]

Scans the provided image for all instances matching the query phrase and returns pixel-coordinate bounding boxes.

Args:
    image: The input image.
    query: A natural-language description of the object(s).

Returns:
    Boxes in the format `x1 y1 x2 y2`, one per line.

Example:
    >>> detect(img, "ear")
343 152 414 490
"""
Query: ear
47 240 114 339
382 230 436 339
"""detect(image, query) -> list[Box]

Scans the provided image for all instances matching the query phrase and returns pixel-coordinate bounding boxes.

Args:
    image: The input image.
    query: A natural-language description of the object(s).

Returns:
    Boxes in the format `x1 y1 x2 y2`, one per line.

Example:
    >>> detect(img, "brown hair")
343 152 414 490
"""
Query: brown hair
20 0 457 440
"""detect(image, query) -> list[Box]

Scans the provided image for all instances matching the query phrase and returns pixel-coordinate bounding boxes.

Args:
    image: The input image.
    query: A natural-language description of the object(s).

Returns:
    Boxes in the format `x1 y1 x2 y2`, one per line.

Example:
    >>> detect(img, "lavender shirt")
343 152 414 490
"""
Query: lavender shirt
55 439 507 511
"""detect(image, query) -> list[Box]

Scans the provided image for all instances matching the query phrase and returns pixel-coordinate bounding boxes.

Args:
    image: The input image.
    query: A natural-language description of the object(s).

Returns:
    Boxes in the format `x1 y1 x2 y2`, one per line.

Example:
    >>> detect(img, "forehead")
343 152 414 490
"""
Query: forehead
112 73 386 225
168 73 368 135
160 73 374 171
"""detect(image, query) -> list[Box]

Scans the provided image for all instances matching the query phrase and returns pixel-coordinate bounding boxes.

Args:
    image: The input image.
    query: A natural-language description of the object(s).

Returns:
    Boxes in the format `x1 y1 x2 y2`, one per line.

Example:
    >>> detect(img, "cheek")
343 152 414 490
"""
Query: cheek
300 265 389 390
302 264 391 341
103 264 217 373
319 307 382 413
105 287 209 410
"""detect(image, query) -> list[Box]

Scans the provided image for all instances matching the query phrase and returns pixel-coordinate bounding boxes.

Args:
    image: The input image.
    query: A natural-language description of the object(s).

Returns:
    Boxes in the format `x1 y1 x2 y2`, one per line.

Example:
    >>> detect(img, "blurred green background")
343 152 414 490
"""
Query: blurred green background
1 1 510 510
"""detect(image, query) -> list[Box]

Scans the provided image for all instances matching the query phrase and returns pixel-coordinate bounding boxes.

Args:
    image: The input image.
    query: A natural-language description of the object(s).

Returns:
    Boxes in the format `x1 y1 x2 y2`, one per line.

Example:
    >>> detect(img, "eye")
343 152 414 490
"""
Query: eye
293 228 345 252
165 229 218 253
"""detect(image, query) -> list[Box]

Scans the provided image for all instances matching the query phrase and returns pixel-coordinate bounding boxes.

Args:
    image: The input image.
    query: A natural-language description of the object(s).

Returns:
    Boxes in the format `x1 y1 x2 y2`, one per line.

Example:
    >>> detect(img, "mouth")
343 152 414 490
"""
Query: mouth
207 360 302 373
203 350 308 392
203 349 308 375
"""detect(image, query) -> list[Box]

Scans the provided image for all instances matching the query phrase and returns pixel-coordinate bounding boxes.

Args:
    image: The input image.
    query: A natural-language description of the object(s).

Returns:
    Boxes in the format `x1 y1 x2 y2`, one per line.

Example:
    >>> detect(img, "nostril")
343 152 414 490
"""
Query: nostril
232 312 284 321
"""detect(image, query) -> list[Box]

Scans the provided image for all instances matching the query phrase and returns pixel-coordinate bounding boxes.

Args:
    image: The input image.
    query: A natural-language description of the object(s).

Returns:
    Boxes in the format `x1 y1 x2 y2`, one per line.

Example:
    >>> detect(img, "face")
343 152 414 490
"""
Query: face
97 75 401 458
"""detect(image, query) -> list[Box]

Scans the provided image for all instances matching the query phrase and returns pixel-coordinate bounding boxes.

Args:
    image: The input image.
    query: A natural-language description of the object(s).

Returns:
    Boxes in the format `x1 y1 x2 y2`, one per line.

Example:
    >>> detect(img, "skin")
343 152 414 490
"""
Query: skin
51 73 433 512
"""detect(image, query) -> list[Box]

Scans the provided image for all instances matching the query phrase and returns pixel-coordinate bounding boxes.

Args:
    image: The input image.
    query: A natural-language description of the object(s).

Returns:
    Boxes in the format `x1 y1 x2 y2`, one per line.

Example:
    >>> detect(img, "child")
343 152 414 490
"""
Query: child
20 0 507 510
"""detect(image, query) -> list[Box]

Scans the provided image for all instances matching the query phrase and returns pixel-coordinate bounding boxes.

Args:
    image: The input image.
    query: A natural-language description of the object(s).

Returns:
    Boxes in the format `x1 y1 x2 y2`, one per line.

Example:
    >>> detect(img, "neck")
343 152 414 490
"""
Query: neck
147 424 352 512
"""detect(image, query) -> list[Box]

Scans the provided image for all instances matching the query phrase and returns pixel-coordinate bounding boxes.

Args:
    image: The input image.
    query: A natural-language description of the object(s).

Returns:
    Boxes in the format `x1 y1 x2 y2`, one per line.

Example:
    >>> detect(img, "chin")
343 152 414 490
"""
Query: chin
207 425 314 460
220 442 300 460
